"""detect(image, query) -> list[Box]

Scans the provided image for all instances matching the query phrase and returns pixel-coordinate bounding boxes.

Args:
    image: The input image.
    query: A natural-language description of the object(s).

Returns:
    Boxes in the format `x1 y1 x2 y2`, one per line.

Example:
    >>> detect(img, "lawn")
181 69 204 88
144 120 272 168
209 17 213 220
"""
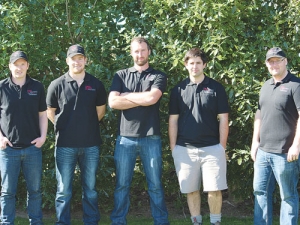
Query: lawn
14 214 283 225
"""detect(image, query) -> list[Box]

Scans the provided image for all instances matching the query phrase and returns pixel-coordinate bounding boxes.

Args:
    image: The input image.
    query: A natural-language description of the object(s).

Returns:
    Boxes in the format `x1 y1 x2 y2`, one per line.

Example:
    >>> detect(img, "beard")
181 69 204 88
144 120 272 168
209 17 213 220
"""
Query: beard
134 57 148 66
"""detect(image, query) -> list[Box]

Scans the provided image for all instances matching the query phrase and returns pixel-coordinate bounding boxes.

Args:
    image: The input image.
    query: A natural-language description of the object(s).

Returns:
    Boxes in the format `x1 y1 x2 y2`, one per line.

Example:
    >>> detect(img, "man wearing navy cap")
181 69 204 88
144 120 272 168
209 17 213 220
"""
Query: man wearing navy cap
47 44 107 224
0 50 48 224
251 47 300 225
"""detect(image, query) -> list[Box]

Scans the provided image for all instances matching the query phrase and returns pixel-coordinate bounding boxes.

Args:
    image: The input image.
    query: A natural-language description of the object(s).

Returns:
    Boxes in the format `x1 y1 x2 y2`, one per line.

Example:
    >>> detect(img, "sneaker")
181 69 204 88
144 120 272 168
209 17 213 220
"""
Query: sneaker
211 222 221 225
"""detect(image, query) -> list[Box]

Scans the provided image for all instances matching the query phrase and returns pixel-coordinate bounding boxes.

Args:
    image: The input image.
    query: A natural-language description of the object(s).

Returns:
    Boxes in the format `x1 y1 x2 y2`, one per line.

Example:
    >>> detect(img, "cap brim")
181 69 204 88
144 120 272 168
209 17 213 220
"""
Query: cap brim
68 53 85 58
10 57 28 64
266 55 285 61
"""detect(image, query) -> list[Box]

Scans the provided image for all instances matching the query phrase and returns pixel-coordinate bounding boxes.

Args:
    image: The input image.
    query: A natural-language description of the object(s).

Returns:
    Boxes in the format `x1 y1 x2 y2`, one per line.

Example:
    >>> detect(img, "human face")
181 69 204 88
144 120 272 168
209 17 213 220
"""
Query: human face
66 54 87 75
266 57 287 78
185 56 206 81
9 58 29 81
130 41 150 67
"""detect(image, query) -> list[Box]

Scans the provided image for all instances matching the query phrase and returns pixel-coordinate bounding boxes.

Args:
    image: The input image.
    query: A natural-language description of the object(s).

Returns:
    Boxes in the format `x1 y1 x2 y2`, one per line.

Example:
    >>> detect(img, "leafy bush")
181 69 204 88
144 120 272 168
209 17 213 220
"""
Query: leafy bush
1 0 299 211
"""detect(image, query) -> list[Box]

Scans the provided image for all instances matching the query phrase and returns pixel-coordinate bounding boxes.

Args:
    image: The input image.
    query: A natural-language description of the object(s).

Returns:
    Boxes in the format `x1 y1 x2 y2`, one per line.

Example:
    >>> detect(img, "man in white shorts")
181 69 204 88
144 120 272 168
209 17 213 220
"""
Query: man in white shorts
168 48 229 225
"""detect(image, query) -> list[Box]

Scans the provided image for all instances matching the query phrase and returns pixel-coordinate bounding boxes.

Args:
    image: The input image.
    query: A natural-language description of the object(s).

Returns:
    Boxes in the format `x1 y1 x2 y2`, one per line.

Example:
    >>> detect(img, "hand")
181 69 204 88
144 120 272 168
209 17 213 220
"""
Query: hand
31 137 46 148
0 136 12 150
287 145 299 162
225 151 229 161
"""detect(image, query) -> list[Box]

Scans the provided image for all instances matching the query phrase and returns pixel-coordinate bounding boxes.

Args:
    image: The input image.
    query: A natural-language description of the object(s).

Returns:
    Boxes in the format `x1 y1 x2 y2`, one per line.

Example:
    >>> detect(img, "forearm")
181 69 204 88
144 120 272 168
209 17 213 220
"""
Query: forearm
123 91 158 106
109 94 139 110
251 110 261 145
97 105 106 121
168 115 179 150
39 111 48 139
46 108 56 124
292 116 300 150
219 113 229 148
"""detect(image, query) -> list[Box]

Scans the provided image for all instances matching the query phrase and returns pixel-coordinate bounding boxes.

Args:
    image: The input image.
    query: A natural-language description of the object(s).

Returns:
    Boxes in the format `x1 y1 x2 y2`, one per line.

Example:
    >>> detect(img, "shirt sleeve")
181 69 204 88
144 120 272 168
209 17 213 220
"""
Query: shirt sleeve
110 73 123 93
216 83 230 114
96 80 107 106
169 86 180 115
152 72 167 93
293 84 300 110
46 81 59 109
39 83 47 112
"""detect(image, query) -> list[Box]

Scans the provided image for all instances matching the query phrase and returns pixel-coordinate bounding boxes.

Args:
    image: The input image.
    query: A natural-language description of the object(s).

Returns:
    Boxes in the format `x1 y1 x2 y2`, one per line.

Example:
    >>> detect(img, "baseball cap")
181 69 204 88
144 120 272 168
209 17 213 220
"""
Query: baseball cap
9 51 28 63
266 47 286 61
67 44 85 58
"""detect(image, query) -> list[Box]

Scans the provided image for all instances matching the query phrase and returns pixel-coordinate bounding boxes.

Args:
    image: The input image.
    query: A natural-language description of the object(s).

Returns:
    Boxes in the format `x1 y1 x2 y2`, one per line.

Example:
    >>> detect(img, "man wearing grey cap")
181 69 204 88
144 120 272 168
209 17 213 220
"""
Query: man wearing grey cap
46 44 107 224
251 47 300 225
0 50 48 224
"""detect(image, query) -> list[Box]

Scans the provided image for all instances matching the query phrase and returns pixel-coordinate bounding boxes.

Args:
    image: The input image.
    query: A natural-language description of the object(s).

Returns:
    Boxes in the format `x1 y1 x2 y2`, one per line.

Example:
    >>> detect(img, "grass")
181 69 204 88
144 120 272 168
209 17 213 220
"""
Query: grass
14 215 284 225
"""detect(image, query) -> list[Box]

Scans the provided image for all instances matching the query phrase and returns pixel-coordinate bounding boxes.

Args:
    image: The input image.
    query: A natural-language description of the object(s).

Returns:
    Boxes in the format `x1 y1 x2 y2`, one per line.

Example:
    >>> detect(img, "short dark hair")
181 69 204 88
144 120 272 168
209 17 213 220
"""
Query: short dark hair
130 37 151 51
184 48 208 64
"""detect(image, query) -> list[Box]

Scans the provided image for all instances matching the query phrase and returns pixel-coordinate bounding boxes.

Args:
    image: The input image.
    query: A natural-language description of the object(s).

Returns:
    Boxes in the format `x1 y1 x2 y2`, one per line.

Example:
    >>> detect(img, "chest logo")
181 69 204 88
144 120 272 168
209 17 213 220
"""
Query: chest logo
203 87 214 94
85 85 96 91
27 90 38 96
279 85 289 92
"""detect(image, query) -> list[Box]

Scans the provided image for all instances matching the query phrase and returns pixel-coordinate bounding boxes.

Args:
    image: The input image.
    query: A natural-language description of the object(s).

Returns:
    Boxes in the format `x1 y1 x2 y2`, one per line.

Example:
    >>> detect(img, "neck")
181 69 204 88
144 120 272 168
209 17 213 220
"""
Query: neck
12 77 26 87
273 70 288 83
190 74 205 84
69 71 85 80
134 63 149 73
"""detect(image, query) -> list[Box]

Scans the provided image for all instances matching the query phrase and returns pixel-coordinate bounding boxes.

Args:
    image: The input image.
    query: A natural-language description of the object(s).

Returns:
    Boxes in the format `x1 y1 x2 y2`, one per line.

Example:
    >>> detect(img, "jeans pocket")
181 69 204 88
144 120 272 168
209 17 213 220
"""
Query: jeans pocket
148 135 161 140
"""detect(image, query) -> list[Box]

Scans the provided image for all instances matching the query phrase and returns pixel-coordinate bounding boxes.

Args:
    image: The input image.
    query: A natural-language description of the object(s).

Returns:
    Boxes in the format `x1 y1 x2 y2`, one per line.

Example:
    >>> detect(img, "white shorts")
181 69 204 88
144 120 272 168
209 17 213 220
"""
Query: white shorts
172 144 227 193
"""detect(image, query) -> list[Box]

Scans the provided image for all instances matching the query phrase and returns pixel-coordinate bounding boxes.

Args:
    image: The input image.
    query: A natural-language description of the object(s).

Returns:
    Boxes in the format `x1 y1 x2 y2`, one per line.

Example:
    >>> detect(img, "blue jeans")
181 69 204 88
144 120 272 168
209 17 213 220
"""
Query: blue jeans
253 149 299 225
110 135 169 225
55 146 100 225
0 145 43 225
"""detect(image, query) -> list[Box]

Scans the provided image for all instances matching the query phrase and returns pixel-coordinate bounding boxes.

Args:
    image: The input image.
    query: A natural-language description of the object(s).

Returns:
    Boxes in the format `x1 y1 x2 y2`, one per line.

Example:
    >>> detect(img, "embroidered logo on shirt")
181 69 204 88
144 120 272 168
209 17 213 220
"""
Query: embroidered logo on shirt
280 85 289 92
27 90 38 95
85 85 96 91
203 87 214 94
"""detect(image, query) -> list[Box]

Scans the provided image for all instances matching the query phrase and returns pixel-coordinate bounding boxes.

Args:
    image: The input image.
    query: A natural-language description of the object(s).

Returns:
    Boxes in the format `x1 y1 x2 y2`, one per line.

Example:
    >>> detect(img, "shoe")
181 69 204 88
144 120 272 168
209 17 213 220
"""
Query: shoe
211 222 221 225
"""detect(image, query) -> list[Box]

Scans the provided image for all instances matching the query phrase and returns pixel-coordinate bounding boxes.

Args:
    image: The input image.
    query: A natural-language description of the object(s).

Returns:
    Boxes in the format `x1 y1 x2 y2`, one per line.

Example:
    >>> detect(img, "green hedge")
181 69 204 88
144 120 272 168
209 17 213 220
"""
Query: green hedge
0 0 299 211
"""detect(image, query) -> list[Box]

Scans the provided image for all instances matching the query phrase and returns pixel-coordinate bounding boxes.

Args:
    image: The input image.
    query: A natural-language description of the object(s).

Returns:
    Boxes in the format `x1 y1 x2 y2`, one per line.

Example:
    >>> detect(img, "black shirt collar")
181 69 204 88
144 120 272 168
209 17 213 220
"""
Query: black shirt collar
186 75 209 86
128 66 154 73
65 71 91 83
269 71 293 85
8 74 31 86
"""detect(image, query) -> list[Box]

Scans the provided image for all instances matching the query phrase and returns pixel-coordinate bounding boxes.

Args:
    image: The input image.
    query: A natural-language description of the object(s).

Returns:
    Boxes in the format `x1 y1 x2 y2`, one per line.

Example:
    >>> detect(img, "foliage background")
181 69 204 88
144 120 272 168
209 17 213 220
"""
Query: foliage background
0 0 300 213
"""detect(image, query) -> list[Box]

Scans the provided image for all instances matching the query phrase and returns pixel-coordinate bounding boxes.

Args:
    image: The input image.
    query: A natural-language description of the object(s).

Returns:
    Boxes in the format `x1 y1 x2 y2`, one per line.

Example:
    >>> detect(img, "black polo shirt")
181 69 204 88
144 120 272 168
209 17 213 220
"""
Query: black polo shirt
169 76 229 148
0 75 47 148
46 72 107 147
259 72 300 153
110 66 167 137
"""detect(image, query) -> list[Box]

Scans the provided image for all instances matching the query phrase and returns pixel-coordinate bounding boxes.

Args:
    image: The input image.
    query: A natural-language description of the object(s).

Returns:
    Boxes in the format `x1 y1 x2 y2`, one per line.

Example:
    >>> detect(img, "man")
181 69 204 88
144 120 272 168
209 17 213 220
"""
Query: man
46 44 107 225
0 50 48 224
251 47 300 225
108 37 170 225
168 48 229 225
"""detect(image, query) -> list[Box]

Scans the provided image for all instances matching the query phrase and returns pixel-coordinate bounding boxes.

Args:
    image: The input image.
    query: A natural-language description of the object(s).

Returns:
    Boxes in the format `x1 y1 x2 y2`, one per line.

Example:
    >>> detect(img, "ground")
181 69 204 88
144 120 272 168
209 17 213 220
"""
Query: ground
16 190 254 220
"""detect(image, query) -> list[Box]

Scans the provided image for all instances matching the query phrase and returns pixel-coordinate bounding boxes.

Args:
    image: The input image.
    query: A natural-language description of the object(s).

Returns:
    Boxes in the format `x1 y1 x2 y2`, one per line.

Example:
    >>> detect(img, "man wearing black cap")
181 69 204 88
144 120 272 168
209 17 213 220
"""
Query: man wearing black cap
251 47 300 225
0 51 48 224
46 44 107 224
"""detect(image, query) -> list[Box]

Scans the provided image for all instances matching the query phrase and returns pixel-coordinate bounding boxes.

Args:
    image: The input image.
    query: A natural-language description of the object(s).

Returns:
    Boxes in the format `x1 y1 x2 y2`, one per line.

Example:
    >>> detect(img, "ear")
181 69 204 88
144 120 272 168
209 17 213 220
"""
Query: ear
148 49 151 55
